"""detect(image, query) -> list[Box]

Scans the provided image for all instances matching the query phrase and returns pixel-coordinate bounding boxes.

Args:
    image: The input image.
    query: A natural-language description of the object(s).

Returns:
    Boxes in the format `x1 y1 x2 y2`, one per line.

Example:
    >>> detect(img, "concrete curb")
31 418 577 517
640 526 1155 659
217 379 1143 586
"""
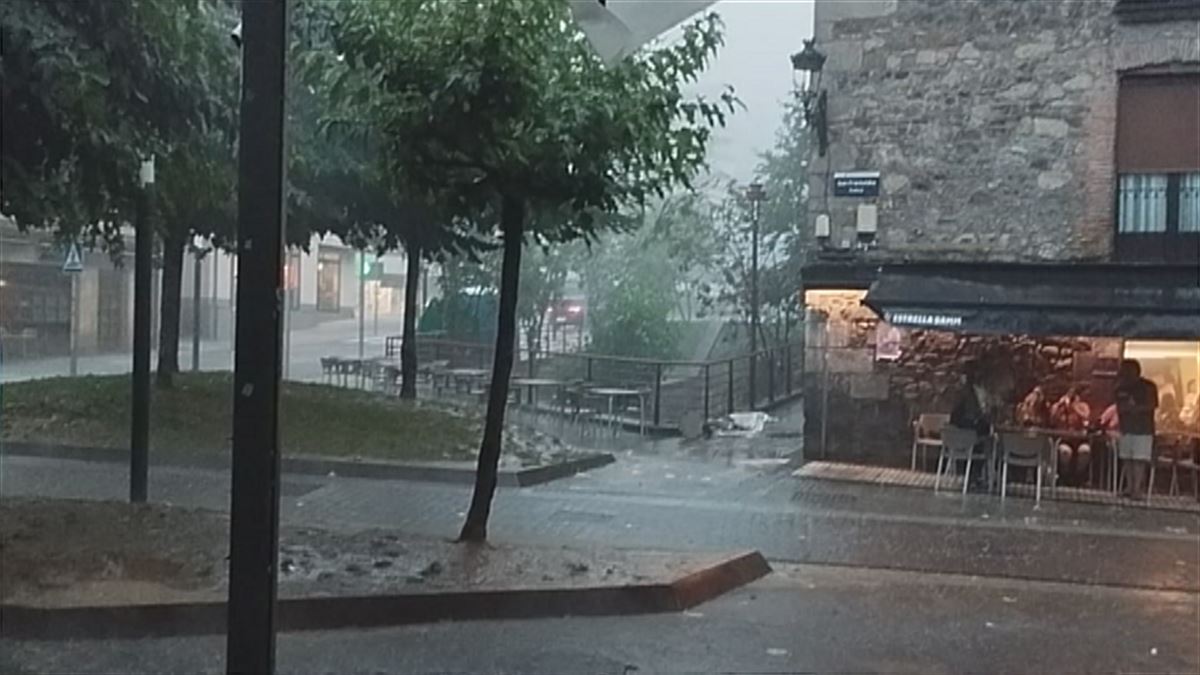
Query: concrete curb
0 551 771 640
0 442 615 488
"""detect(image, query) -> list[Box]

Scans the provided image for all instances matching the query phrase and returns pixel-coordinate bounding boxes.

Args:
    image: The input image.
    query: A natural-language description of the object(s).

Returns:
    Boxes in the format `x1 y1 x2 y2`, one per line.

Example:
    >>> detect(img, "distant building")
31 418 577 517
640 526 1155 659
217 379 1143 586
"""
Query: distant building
0 218 432 360
798 0 1200 463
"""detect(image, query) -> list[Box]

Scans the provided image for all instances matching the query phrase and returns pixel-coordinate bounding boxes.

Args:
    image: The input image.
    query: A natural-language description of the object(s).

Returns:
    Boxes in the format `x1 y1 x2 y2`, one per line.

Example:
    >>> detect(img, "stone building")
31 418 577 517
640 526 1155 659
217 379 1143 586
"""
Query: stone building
798 0 1200 464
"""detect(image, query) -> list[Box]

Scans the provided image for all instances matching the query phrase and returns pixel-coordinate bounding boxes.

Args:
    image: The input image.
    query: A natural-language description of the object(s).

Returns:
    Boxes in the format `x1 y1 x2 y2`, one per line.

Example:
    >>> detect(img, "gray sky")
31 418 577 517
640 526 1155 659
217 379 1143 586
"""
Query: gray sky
683 1 815 185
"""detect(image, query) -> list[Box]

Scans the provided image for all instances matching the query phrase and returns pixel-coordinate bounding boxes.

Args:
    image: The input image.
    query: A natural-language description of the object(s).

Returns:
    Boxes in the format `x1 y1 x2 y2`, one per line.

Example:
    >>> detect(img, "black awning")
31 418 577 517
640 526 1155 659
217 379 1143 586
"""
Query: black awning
864 263 1200 339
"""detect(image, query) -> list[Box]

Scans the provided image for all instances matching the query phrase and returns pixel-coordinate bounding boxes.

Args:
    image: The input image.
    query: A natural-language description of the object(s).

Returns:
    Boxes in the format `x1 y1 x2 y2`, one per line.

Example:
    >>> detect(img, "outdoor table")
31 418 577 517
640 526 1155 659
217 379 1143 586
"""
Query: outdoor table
996 426 1105 495
587 387 646 436
511 378 567 430
446 368 489 394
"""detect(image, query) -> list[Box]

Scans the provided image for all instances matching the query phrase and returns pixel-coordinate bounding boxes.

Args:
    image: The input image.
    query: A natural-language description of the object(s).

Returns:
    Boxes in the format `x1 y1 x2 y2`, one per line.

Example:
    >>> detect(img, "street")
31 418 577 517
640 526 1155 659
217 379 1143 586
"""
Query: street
4 563 1197 674
0 315 401 384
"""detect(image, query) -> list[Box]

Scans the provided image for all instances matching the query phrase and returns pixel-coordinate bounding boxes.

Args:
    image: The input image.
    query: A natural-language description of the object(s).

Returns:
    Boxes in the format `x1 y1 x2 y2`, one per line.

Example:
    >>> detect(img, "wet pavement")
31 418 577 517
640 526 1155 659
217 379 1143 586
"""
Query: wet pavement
5 564 1197 674
3 437 1197 592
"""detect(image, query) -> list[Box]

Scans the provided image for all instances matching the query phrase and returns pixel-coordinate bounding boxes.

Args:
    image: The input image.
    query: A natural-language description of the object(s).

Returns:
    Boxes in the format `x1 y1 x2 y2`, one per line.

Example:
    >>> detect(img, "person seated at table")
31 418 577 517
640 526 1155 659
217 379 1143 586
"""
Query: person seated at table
1157 392 1184 433
1051 385 1092 486
1016 385 1049 428
1180 381 1198 428
949 360 992 491
1100 402 1120 433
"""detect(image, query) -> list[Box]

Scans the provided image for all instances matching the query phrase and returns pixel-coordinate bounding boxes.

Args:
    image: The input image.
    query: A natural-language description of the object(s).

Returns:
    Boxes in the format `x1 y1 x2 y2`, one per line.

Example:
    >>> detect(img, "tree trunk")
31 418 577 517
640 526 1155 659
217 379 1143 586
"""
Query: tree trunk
156 231 187 389
459 196 524 542
400 243 421 400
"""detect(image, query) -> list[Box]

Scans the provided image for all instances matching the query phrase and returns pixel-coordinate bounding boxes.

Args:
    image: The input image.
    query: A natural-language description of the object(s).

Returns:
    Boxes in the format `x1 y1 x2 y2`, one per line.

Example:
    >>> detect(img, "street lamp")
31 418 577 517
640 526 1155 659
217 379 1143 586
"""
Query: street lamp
791 38 828 157
190 235 211 372
746 181 767 408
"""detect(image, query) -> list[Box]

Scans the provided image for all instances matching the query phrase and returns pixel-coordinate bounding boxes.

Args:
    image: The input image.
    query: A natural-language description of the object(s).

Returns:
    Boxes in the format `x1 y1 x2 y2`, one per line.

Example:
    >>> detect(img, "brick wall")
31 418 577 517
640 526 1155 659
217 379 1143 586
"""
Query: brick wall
803 0 1200 264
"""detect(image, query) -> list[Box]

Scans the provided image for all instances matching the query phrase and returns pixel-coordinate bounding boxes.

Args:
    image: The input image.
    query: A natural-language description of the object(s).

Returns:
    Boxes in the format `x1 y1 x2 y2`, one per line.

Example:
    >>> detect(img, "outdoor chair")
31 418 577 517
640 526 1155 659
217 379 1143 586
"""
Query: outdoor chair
320 357 340 384
1149 437 1200 500
911 413 949 471
935 426 987 496
998 430 1051 504
383 365 401 397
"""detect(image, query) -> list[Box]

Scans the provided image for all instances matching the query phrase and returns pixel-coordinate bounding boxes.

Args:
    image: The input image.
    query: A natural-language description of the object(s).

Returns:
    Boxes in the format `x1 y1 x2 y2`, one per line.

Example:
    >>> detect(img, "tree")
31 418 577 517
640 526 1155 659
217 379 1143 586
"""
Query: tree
294 5 488 398
154 127 237 387
328 0 735 541
1 0 236 243
1 0 245 388
584 233 681 359
517 242 571 375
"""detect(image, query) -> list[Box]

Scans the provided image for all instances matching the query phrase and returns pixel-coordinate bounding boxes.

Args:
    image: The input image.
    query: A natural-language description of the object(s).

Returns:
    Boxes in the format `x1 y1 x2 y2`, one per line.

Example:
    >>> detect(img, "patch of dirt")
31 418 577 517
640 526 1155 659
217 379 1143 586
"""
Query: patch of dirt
0 498 228 605
1 498 725 608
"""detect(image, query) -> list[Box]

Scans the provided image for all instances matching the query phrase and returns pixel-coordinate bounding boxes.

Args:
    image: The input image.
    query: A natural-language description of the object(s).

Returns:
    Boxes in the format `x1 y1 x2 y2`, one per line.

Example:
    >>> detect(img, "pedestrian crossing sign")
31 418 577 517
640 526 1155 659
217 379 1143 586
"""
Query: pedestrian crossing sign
62 243 83 273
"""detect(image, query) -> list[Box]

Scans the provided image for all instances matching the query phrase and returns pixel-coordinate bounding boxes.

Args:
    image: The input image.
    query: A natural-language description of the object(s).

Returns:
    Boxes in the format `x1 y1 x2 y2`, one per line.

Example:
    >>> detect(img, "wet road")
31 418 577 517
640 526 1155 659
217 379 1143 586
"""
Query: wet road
5 564 1197 674
3 451 1198 592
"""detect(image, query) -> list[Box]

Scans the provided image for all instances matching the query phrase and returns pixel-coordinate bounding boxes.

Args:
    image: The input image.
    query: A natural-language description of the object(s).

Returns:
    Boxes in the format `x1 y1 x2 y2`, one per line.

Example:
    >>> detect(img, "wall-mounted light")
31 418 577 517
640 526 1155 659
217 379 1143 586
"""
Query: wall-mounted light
791 39 827 157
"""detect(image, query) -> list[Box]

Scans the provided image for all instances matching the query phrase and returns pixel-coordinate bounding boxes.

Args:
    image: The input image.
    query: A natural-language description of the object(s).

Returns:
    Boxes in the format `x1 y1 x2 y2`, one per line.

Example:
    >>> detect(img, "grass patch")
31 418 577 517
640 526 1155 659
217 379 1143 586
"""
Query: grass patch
1 373 481 462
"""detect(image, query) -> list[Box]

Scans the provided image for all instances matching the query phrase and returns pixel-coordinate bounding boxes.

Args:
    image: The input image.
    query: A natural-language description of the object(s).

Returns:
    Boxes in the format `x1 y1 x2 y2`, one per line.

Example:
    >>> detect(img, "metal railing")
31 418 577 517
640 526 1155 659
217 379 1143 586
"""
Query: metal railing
390 336 804 431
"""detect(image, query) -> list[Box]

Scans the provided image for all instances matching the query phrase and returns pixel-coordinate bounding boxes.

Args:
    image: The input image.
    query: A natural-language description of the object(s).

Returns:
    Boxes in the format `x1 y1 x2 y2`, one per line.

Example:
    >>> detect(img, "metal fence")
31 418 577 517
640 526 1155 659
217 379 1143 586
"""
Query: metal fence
388 336 804 431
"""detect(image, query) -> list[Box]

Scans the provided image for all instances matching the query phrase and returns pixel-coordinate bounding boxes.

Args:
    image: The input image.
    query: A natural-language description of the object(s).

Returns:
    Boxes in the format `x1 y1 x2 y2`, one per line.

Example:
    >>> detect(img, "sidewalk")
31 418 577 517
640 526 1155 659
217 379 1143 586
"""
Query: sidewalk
2 451 1197 592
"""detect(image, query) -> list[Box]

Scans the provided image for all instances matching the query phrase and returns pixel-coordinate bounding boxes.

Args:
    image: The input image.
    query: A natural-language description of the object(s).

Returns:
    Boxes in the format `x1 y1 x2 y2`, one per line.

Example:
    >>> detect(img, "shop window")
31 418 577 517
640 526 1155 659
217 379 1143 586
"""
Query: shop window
1123 340 1200 432
316 252 341 312
286 252 302 310
1115 75 1200 262
1114 0 1200 24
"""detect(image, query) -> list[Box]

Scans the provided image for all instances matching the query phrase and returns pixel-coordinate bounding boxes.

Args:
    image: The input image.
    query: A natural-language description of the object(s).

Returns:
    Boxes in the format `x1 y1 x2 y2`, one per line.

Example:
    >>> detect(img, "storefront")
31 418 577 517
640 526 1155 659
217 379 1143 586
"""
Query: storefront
802 263 1200 466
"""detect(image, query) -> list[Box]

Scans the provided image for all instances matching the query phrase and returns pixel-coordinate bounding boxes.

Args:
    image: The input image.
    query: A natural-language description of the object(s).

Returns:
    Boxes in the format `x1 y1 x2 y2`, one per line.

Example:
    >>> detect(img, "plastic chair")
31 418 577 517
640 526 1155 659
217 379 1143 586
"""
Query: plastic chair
911 413 950 471
998 430 1050 504
1149 437 1198 499
935 426 987 496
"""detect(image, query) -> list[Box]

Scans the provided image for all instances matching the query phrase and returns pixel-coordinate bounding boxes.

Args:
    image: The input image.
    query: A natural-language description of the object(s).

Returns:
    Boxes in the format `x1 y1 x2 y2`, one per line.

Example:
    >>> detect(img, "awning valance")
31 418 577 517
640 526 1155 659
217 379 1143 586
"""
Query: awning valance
863 264 1200 339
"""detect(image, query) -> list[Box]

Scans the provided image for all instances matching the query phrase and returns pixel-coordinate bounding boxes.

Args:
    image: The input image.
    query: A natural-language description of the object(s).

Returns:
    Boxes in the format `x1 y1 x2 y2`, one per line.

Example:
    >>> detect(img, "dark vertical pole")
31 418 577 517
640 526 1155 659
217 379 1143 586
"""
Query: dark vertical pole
226 1 287 673
586 356 593 382
703 363 711 422
785 342 793 396
192 248 203 371
768 347 775 403
653 363 663 427
130 160 154 504
746 182 764 411
727 359 734 415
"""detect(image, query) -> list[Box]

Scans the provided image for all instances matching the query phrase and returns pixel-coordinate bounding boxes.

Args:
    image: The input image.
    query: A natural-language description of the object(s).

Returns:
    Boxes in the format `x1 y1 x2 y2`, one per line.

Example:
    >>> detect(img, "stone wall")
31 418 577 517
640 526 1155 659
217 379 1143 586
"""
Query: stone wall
802 290 1116 465
803 0 1200 264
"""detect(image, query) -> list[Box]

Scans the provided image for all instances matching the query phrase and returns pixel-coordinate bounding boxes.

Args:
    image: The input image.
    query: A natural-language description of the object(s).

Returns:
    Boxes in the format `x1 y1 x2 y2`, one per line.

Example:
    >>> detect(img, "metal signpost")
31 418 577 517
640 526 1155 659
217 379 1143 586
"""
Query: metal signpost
131 158 154 504
62 243 83 376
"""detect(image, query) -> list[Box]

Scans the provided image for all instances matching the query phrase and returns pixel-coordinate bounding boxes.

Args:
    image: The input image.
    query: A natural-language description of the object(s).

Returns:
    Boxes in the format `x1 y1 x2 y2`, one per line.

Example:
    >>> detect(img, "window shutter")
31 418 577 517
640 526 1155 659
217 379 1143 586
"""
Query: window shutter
1117 75 1200 173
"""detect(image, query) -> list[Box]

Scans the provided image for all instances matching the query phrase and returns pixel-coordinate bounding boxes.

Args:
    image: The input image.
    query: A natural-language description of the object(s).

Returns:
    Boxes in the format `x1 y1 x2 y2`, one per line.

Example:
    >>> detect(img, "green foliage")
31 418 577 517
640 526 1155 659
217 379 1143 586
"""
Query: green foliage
324 0 735 237
584 236 680 359
517 243 571 354
1 0 238 243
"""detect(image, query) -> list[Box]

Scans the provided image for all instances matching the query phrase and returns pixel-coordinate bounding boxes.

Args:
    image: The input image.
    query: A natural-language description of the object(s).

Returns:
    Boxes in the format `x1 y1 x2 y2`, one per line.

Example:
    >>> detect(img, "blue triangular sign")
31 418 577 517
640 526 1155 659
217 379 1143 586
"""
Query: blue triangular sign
63 243 84 273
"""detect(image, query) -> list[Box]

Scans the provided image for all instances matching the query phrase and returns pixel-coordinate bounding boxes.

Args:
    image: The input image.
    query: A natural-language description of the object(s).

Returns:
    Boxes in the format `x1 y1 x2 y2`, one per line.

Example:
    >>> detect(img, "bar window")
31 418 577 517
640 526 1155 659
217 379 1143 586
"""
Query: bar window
1118 174 1169 233
1180 172 1200 233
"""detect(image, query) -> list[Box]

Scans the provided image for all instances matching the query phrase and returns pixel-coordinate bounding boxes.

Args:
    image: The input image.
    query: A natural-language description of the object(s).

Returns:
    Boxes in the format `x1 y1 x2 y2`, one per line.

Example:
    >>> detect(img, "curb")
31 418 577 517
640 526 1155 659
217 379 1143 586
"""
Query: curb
0 551 771 640
0 442 615 488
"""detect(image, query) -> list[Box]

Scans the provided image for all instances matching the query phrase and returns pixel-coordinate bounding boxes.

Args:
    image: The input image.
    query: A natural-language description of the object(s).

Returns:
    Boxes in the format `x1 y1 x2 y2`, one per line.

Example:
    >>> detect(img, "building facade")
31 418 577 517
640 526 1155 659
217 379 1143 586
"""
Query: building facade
0 218 429 361
799 0 1200 463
